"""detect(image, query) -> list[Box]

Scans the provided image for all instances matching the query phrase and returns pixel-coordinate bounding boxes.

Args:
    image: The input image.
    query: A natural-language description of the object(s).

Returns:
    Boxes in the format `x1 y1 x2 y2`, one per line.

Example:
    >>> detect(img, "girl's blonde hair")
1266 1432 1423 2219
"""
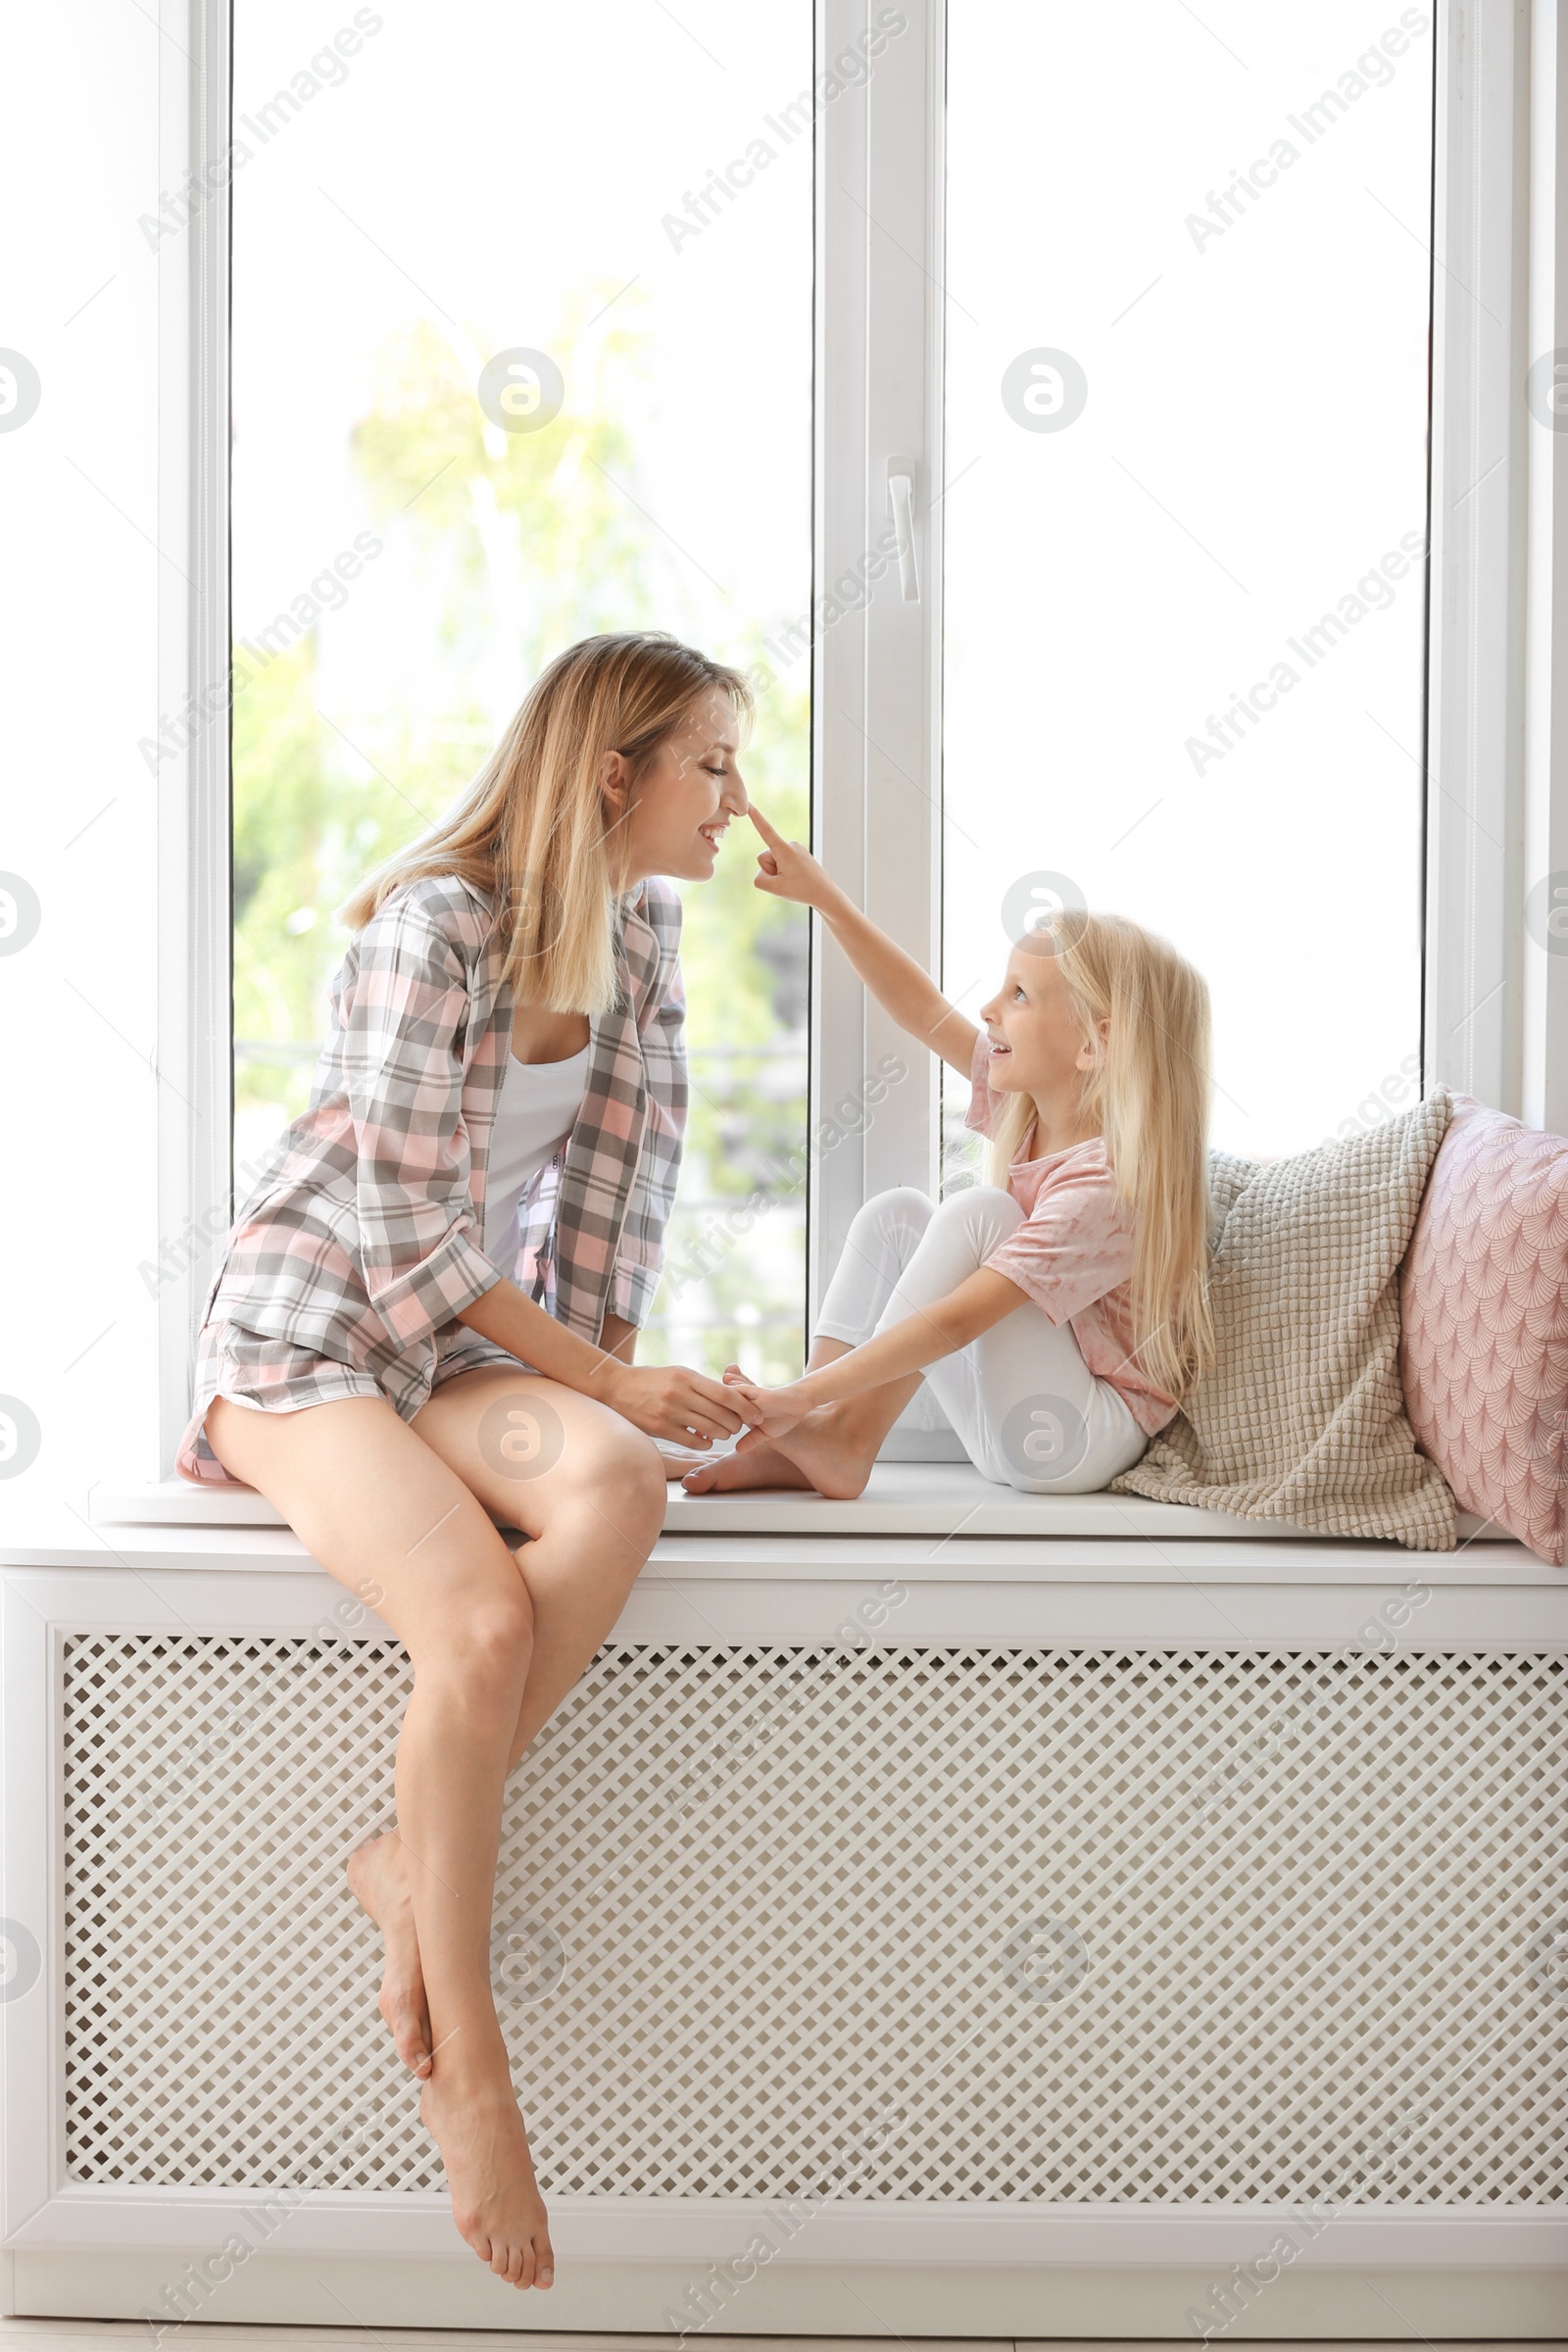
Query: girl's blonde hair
988 910 1215 1400
341 632 754 1013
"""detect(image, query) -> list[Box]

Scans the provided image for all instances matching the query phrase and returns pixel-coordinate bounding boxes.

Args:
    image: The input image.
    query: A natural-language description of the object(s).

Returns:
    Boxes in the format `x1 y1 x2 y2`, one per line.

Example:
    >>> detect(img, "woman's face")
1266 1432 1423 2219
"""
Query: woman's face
606 690 750 886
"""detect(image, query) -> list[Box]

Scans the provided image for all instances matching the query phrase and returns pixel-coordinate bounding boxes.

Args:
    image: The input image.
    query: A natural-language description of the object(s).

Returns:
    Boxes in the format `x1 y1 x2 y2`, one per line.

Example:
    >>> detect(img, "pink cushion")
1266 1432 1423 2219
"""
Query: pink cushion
1399 1096 1568 1563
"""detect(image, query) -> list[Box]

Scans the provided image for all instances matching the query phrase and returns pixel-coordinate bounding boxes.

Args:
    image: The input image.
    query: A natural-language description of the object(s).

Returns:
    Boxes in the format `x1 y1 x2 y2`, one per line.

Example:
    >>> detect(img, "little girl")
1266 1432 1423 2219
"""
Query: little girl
685 808 1214 1499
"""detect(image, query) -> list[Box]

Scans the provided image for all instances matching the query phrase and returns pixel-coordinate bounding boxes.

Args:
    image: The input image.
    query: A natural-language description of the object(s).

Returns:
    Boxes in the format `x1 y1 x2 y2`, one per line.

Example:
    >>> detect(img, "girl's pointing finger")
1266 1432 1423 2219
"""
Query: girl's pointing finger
746 802 791 852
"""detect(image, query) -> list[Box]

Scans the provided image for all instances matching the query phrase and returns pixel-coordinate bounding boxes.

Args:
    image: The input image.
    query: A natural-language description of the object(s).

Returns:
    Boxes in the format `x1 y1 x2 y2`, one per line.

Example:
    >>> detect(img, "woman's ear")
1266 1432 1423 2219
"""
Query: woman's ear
598 748 629 812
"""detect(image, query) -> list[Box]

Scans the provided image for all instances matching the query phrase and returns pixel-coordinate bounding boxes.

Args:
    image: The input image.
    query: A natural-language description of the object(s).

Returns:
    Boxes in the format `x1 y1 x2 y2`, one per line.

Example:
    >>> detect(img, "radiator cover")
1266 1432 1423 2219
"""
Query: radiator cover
61 1635 1568 2205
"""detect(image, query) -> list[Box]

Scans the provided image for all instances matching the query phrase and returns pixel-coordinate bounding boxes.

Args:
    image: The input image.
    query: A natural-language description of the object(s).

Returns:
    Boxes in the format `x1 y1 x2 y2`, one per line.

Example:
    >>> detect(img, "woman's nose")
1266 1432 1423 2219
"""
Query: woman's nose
722 768 749 815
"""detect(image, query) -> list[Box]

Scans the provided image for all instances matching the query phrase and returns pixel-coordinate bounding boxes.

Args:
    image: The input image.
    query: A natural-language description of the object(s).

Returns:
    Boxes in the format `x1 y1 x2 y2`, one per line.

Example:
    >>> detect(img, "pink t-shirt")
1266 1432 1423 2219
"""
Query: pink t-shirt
965 1035 1179 1437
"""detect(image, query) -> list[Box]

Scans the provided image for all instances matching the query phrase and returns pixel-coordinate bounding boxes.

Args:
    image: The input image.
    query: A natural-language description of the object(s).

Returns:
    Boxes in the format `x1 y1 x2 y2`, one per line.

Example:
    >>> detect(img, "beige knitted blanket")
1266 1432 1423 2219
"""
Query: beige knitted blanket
1110 1092 1456 1548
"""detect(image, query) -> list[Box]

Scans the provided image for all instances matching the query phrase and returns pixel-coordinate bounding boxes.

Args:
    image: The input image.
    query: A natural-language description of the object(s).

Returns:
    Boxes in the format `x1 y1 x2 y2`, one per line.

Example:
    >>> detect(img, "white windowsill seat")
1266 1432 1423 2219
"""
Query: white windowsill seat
70 1461 1522 1548
0 1464 1553 1600
3 1464 1555 1652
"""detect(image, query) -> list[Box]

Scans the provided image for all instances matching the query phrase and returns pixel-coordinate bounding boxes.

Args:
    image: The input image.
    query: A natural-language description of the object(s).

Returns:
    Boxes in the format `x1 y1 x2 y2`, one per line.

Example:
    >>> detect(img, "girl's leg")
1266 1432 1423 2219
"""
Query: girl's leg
205 1381 664 2290
929 1259 1149 1495
755 1187 1016 1496
683 1189 936 1494
847 1186 1147 1492
811 1186 937 1348
758 1186 1147 1496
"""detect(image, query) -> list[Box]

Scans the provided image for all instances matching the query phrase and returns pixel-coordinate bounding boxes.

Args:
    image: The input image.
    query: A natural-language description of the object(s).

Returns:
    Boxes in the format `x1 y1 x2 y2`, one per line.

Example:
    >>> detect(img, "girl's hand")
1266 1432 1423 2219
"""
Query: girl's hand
748 804 838 913
598 1361 747 1448
722 1365 813 1438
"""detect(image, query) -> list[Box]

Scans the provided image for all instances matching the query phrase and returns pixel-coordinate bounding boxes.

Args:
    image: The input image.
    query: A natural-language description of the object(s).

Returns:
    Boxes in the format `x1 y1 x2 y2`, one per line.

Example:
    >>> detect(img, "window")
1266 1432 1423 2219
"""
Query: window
162 0 1534 1469
942 3 1436 1168
229 0 813 1378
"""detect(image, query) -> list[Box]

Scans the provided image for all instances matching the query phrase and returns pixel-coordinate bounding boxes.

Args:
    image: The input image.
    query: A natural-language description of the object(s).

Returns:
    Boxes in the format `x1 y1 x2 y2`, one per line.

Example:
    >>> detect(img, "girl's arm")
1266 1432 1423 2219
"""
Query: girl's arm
457 1281 744 1446
725 1265 1029 1436
750 807 979 1079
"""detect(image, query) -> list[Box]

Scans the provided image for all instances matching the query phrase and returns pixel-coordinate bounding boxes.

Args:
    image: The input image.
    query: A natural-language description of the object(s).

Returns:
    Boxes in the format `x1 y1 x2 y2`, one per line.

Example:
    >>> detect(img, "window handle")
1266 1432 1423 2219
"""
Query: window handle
886 456 920 603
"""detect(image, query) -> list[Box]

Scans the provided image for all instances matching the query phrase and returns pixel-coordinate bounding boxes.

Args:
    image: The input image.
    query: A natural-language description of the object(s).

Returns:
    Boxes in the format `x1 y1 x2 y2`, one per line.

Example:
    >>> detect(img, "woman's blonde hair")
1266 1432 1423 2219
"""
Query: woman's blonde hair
341 632 754 1013
988 910 1215 1400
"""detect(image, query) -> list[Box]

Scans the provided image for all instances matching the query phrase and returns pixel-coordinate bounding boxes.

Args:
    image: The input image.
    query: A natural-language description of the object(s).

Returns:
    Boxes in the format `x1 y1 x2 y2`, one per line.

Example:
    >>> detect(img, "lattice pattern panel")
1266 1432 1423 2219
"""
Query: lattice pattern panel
63 1637 1567 2201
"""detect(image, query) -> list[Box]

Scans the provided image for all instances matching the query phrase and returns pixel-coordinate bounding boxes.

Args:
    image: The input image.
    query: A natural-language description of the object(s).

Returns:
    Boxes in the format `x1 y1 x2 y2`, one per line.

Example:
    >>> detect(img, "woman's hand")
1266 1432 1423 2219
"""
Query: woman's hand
721 1366 813 1439
596 1360 748 1448
748 805 840 913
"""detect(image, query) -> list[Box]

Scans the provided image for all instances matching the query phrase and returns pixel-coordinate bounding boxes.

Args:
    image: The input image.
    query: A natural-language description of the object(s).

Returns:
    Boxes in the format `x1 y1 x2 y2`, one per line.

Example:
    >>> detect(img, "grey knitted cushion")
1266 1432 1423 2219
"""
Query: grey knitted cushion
1110 1092 1457 1549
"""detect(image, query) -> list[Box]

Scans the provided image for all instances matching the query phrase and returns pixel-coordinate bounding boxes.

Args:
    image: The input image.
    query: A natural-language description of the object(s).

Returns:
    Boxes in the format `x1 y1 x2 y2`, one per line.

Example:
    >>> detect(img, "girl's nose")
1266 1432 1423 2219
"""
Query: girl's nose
721 769 749 815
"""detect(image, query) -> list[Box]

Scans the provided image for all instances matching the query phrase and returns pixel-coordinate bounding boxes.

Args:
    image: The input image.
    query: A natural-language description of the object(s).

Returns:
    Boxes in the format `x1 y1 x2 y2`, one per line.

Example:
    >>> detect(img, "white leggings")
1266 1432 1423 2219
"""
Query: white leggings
815 1186 1150 1494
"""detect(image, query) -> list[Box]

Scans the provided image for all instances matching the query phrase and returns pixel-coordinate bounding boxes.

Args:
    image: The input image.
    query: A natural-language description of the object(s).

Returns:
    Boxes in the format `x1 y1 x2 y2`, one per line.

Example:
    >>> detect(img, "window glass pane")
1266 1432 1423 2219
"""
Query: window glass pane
231 1 812 1377
943 2 1434 1167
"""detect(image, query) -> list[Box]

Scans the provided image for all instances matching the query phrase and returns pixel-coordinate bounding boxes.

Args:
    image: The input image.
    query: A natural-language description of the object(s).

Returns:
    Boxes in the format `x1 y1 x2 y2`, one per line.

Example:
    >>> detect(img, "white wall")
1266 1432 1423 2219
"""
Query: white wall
0 6 166 1511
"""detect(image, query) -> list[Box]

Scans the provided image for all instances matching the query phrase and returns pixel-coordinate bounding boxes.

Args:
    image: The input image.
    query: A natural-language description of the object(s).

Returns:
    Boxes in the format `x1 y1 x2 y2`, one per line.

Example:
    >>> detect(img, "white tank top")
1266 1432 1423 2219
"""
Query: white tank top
482 1045 591 1266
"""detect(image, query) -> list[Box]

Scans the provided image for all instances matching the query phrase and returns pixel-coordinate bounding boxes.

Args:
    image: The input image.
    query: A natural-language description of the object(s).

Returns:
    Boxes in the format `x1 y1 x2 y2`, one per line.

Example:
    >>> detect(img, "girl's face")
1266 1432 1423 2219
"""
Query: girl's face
978 946 1100 1104
607 690 749 885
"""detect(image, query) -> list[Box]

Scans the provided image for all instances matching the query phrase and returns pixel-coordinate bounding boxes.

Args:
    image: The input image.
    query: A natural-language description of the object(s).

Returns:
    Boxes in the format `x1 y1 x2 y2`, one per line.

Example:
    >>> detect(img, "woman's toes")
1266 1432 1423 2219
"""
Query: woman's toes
536 2240 554 2287
422 2076 552 2289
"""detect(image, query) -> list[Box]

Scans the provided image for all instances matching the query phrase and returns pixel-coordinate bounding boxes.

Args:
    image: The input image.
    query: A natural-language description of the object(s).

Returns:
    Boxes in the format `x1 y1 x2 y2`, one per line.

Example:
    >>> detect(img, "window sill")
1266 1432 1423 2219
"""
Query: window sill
1 1468 1555 1648
74 1463 1521 1548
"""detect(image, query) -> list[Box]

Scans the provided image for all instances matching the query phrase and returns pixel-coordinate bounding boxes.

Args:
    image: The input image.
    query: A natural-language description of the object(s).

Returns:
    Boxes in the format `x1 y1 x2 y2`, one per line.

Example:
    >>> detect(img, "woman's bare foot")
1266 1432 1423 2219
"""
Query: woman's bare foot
681 1436 814 1495
346 1832 432 2077
422 2067 555 2288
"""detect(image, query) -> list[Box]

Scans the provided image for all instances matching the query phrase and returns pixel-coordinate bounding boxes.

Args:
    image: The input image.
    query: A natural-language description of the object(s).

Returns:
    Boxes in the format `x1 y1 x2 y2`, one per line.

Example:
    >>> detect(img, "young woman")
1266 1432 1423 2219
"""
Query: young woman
178 634 757 2290
687 808 1214 1500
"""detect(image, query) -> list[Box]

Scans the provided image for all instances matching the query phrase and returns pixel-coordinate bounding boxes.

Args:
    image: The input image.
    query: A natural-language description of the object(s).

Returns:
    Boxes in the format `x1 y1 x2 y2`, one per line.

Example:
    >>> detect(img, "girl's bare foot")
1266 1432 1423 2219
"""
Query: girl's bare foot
421 2067 555 2288
346 1832 432 2077
681 1436 813 1495
760 1404 880 1499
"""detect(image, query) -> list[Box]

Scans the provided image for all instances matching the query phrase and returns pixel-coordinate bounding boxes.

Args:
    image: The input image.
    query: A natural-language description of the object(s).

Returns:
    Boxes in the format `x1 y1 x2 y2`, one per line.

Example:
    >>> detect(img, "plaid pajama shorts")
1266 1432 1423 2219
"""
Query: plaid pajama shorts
176 1317 523 1486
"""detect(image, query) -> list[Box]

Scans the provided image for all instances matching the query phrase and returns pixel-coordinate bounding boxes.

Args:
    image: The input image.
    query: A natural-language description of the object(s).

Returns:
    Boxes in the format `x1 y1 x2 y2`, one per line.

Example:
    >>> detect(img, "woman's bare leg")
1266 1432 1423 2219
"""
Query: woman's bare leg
416 1367 667 1761
348 1370 668 2081
205 1382 664 2290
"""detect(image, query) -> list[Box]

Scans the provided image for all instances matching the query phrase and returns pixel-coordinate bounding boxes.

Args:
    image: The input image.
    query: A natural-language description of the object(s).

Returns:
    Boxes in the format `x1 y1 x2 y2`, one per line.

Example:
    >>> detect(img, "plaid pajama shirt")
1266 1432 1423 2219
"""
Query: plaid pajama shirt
177 872 687 1483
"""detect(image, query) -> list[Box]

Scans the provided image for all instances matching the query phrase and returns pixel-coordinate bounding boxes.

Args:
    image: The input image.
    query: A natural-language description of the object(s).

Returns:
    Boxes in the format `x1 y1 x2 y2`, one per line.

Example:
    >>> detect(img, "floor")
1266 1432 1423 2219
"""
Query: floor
1 2329 1562 2352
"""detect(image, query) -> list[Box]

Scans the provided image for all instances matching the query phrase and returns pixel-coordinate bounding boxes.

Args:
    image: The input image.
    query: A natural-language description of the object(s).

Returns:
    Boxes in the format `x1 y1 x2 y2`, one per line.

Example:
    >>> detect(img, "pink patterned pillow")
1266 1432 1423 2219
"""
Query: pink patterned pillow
1399 1096 1568 1562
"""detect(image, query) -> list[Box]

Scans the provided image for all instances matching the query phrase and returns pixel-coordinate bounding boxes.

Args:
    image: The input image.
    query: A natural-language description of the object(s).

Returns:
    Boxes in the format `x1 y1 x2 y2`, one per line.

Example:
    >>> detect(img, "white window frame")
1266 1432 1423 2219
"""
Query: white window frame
155 0 232 1477
153 0 1565 1476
